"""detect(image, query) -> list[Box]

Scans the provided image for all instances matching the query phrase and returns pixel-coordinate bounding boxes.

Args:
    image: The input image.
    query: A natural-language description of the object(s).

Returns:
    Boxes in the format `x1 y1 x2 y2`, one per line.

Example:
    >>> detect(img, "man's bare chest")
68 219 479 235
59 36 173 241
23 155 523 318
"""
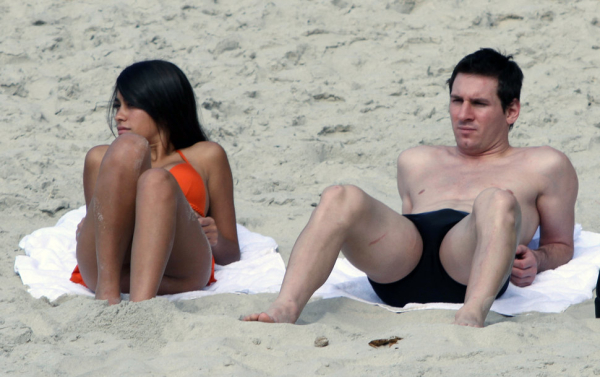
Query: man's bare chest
408 162 539 207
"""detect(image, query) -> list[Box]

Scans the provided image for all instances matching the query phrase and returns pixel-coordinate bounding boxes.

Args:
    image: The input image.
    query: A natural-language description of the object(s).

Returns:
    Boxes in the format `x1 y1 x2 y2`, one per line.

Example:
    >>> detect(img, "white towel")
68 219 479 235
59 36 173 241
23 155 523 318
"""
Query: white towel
15 208 600 316
316 224 600 316
14 206 284 302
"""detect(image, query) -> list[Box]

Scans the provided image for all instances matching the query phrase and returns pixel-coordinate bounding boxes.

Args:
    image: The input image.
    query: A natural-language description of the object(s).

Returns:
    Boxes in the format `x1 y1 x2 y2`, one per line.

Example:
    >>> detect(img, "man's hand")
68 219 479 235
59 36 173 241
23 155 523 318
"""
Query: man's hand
199 216 219 247
511 245 538 287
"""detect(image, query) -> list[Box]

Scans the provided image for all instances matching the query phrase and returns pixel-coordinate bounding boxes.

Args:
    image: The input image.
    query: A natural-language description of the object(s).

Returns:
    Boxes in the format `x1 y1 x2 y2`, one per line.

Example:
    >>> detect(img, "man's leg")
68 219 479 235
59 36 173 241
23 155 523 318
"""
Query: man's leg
440 188 521 327
243 185 423 323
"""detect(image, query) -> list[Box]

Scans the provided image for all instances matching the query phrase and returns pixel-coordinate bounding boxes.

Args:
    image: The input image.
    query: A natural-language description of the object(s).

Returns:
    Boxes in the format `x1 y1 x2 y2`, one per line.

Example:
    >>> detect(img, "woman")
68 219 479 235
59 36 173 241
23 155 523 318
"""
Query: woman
74 60 239 304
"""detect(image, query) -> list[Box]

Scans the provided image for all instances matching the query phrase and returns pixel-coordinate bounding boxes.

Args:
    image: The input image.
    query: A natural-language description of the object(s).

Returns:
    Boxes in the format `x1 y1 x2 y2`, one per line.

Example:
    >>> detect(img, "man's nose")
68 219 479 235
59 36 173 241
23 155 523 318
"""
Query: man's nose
457 102 473 121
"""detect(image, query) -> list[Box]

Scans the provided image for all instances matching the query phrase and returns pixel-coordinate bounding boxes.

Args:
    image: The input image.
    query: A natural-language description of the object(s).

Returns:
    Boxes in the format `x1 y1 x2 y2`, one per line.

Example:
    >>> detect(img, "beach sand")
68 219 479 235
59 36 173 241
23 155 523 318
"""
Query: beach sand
1 0 600 375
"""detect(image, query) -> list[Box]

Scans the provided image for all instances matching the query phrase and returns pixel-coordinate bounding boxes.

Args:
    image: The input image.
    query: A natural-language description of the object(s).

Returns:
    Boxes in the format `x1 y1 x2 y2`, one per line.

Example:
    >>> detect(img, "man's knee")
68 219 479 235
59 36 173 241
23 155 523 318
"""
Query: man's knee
473 188 521 225
316 185 368 226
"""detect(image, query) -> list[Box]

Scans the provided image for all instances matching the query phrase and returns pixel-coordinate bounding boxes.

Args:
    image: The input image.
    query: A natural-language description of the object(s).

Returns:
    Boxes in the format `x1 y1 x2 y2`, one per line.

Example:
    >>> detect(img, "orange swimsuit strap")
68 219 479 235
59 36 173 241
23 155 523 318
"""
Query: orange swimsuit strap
170 150 207 217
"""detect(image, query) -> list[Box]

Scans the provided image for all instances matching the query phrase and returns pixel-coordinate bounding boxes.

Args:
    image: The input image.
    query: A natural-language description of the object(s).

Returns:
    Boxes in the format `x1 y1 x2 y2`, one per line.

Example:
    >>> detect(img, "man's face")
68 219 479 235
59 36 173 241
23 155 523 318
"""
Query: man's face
449 73 518 155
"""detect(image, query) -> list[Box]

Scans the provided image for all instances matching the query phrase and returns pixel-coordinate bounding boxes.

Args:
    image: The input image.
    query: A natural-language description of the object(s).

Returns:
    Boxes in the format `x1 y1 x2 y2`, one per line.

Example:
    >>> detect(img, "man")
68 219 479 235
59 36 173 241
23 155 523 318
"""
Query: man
244 48 578 327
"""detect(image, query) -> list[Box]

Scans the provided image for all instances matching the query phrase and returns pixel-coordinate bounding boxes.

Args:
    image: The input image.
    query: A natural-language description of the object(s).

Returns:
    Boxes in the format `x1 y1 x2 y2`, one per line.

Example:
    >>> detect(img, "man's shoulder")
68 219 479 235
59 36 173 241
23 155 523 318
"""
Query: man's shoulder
515 145 563 156
514 146 572 170
513 146 577 186
397 146 456 180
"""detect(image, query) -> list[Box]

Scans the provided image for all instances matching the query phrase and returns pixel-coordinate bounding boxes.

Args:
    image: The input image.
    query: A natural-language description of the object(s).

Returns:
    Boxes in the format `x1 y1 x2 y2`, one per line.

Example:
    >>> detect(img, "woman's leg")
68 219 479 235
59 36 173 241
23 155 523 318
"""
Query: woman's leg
75 134 151 304
128 168 212 301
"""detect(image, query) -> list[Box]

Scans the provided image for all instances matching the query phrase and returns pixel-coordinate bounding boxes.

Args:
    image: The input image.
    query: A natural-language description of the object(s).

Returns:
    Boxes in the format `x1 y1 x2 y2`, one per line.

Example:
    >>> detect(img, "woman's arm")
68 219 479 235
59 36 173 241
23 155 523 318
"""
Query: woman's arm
76 145 109 240
83 145 110 206
195 142 240 265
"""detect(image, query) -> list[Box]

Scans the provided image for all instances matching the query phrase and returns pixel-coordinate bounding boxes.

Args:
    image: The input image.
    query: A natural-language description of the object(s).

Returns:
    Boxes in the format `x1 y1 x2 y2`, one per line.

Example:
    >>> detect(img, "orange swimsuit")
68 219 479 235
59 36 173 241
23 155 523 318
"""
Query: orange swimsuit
170 150 207 216
70 150 217 288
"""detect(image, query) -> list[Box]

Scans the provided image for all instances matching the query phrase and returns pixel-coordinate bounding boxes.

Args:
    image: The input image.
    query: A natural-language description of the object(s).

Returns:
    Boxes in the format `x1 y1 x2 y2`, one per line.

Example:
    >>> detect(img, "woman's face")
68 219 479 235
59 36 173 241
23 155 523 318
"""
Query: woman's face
113 91 159 141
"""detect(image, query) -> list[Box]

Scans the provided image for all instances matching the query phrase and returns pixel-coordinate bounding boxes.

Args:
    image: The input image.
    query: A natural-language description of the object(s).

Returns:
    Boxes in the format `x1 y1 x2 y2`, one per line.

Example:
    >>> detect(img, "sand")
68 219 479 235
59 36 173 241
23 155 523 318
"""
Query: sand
2 0 600 375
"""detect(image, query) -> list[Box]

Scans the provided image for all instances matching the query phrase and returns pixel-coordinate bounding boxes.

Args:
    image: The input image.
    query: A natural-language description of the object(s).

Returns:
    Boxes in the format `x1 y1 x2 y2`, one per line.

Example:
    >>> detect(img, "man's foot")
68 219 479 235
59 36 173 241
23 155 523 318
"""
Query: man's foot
242 300 300 324
242 312 277 323
453 306 485 327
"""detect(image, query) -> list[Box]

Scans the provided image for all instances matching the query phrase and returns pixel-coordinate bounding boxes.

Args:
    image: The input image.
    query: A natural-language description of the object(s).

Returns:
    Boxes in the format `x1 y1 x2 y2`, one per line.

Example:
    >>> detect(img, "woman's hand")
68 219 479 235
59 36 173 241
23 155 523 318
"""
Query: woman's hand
198 215 219 246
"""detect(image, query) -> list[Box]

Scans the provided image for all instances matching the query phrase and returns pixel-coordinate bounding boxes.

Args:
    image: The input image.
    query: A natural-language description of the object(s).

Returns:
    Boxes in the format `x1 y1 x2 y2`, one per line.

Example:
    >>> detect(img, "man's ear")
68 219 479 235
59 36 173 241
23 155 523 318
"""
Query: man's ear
506 99 520 125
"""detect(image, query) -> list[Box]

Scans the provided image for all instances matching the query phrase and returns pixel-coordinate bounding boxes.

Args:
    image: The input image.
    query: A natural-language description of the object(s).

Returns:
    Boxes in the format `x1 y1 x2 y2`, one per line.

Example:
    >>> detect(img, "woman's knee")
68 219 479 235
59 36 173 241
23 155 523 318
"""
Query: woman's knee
137 169 179 204
102 134 150 170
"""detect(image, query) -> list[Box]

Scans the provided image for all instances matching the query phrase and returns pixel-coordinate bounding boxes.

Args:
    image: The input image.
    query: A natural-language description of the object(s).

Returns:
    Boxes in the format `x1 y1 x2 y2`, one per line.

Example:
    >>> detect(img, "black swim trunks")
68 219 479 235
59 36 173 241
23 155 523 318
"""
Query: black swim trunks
368 208 509 307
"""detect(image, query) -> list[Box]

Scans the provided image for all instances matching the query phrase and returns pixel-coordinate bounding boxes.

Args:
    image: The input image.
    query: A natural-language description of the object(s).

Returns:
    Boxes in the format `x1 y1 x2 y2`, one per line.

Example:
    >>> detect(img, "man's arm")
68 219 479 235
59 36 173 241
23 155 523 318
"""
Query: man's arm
511 148 578 286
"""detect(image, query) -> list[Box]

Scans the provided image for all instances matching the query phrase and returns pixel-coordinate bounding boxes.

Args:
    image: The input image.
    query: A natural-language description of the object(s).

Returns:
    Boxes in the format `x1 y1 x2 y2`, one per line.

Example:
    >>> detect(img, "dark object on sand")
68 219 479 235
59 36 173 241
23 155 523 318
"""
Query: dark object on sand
368 336 403 348
314 336 329 347
594 273 600 318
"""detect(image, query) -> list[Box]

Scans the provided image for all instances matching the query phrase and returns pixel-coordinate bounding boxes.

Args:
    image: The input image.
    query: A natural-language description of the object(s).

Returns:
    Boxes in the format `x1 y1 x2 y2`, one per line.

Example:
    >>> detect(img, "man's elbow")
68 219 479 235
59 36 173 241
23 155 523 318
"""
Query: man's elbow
552 244 574 269
537 242 574 272
561 245 574 265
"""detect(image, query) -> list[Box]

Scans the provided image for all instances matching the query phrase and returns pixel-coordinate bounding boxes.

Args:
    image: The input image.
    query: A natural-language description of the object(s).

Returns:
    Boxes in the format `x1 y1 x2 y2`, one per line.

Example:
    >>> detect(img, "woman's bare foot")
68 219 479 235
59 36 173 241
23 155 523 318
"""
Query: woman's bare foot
95 294 121 305
94 284 122 305
242 299 300 324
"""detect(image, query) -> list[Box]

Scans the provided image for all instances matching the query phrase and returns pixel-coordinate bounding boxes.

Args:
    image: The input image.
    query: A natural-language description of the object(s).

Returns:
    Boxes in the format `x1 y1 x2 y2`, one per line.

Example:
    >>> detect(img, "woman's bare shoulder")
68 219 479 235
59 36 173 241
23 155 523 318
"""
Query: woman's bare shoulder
182 141 228 163
179 142 232 183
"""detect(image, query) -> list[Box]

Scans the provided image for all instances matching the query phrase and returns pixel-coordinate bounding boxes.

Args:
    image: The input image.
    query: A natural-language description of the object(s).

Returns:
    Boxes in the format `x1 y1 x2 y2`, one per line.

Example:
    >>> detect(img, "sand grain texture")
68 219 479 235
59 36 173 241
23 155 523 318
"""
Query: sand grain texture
1 0 600 375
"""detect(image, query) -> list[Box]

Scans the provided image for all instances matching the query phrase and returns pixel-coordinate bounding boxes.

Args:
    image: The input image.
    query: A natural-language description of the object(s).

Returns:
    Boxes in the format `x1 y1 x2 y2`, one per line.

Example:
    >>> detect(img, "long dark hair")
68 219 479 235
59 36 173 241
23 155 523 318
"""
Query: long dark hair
108 60 209 148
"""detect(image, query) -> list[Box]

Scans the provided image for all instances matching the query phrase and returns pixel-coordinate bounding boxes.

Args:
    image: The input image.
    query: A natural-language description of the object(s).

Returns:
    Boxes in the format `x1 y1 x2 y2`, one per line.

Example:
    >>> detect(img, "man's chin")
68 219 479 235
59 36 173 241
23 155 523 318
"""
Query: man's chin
456 142 484 156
